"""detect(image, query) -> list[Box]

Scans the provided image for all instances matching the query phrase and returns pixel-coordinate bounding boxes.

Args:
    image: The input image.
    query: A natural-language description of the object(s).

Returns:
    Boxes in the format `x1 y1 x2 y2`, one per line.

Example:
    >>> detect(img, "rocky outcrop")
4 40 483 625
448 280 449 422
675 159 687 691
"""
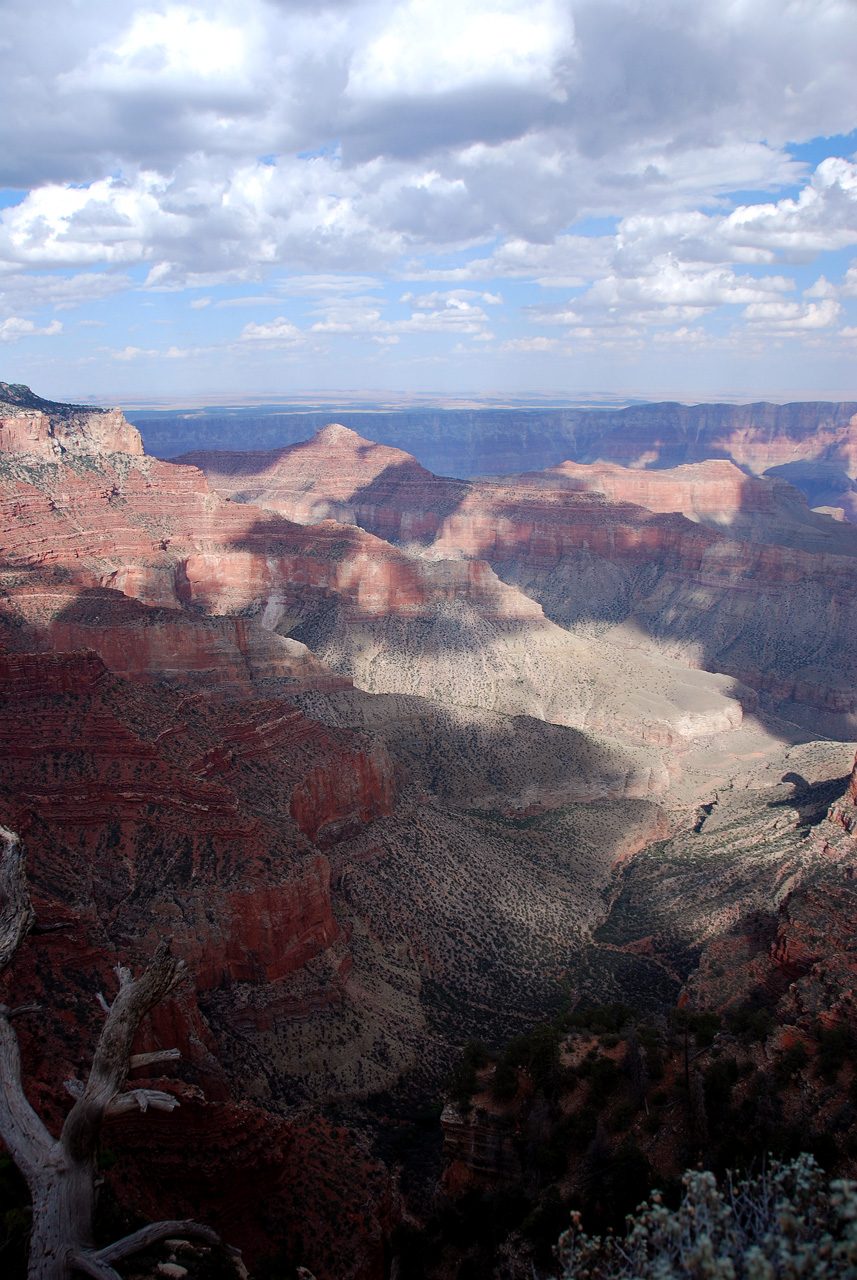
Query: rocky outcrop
174 422 461 542
290 738 396 846
569 741 857 1030
0 649 399 986
827 751 857 832
440 1100 522 1190
0 381 143 457
495 457 857 556
0 425 760 761
178 424 857 735
1 581 351 697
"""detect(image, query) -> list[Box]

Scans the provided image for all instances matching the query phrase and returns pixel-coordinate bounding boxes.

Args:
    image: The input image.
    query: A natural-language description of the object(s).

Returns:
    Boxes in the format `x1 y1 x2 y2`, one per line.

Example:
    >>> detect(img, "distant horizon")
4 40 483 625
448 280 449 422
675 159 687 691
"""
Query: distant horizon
57 387 857 414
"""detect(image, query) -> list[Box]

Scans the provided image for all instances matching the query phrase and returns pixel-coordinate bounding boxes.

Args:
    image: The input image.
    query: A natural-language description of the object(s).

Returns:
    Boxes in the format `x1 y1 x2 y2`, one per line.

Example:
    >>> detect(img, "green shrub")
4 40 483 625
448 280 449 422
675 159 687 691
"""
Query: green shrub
445 1040 489 1107
775 1041 809 1082
561 1108 598 1151
557 1154 857 1280
610 1101 636 1133
727 1003 776 1042
563 1003 638 1036
491 1056 520 1102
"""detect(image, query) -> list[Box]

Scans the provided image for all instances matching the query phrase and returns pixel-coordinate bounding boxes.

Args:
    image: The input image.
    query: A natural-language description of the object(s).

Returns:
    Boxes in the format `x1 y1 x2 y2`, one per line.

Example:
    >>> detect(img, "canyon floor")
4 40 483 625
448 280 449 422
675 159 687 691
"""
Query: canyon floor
3 383 857 1279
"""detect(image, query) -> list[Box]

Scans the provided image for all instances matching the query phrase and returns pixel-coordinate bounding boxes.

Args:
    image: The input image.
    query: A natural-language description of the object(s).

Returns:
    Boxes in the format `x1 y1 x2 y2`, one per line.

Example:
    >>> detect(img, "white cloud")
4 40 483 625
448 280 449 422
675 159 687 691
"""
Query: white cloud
804 275 838 299
1 1 855 269
0 316 62 342
109 345 157 359
4 1 857 374
239 316 303 342
347 0 572 99
400 288 503 309
308 290 495 339
68 8 252 90
105 341 208 359
0 270 131 316
741 298 842 331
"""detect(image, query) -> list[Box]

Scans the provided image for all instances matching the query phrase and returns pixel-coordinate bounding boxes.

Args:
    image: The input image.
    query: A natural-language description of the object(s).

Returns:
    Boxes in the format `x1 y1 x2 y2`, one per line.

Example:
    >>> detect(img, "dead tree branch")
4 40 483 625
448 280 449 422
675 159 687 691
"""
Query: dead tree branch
0 825 35 974
0 826 240 1280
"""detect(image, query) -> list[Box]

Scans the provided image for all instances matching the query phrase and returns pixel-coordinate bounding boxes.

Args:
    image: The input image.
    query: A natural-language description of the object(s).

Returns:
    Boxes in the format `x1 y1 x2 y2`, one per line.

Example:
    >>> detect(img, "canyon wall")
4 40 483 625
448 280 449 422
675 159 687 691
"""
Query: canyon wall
1 381 143 457
6 386 857 1277
182 423 857 736
137 399 857 489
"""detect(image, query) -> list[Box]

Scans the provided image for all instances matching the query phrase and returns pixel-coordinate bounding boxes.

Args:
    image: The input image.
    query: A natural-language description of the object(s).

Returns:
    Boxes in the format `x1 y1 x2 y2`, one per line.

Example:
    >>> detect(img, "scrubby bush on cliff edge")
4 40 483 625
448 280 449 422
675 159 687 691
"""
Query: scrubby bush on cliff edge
557 1154 857 1280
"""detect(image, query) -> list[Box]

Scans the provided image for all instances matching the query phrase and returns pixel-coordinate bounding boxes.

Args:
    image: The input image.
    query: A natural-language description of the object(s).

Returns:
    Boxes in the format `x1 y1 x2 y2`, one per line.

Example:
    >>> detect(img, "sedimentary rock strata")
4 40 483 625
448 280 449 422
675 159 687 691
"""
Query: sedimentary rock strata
146 398 857 493
6 387 857 1276
183 421 857 735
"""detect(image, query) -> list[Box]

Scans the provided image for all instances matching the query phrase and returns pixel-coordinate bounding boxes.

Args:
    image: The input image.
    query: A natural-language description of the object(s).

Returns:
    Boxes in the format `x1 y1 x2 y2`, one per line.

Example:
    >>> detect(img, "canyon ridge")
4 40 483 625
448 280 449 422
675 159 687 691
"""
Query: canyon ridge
3 382 857 1280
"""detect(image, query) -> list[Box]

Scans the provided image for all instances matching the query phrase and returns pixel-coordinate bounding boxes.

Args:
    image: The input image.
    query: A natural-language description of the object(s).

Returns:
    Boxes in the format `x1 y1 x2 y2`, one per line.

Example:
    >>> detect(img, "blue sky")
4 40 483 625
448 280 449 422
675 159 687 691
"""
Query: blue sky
3 1 857 403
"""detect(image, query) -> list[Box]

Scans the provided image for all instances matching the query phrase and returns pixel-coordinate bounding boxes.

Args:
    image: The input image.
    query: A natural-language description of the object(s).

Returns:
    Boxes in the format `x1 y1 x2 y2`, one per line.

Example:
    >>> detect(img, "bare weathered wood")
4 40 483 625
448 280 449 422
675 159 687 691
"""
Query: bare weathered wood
61 937 187 1164
0 1006 55 1180
104 1088 181 1116
0 830 53 1183
129 1048 181 1069
95 1220 233 1264
66 1251 121 1280
0 827 239 1280
0 825 35 974
8 1002 42 1019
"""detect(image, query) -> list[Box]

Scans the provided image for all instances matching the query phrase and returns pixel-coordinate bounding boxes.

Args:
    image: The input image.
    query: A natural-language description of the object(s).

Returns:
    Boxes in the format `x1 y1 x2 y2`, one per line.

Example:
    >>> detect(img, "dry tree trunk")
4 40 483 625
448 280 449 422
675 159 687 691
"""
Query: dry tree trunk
0 825 241 1280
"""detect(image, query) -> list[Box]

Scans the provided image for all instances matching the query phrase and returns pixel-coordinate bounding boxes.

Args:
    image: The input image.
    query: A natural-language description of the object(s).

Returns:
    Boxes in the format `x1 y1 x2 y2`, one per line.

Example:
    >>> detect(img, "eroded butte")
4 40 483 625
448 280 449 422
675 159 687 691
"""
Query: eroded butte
4 384 857 1278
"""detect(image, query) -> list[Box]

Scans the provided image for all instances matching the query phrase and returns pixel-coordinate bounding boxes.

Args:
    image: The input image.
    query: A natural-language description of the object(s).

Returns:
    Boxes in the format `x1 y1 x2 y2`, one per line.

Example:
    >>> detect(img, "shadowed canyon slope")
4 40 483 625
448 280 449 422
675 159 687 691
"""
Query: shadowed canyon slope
5 386 857 1278
140 398 857 518
180 422 857 737
0 388 726 1275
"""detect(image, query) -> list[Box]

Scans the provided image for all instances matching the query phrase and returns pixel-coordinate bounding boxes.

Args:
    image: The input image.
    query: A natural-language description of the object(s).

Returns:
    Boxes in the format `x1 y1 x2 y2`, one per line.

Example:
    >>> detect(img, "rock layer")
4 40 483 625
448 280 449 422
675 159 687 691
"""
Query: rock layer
145 398 857 486
182 423 857 735
0 381 143 457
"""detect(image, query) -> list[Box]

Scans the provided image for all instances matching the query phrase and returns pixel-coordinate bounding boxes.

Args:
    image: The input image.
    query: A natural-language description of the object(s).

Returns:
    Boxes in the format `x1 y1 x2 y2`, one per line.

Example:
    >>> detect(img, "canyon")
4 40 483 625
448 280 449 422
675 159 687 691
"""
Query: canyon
133 396 857 517
3 383 857 1279
179 421 857 737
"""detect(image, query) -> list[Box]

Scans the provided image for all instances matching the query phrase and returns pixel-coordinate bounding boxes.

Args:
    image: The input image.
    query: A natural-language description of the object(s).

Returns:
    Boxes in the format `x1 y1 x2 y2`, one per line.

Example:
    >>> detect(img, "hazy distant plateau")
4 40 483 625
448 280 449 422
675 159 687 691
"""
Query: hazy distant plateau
126 400 857 516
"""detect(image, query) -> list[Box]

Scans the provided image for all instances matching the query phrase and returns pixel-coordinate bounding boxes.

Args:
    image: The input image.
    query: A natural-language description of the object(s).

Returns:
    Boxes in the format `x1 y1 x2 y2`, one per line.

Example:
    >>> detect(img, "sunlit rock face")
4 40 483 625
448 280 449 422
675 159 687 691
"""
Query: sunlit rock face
183 422 857 737
175 422 453 537
0 402 753 759
0 381 144 457
488 457 857 556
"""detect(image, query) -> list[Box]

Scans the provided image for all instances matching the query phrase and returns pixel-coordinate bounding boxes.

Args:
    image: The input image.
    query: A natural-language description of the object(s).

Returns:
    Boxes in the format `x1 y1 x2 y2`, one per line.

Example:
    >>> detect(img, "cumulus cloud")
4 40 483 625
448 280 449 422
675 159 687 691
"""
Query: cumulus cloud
498 336 563 352
2 2 856 263
240 317 303 342
106 342 206 359
3 0 857 374
0 317 62 342
741 298 842 331
346 0 572 99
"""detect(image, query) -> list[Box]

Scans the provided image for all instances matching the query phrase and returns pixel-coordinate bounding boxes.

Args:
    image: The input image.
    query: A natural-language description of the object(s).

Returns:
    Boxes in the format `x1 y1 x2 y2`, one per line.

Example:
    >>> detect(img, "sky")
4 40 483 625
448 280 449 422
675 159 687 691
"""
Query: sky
3 0 857 403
